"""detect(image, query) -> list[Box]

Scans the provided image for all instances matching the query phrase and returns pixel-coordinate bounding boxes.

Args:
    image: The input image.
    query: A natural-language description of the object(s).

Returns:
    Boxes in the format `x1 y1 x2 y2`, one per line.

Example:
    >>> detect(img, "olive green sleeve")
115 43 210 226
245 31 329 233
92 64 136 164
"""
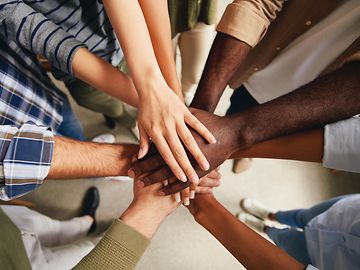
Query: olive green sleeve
73 219 150 270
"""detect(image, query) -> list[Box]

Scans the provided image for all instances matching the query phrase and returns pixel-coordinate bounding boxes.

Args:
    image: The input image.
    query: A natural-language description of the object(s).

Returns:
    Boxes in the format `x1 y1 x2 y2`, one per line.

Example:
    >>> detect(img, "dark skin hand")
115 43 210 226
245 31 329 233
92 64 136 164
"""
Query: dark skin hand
130 109 236 193
129 62 360 194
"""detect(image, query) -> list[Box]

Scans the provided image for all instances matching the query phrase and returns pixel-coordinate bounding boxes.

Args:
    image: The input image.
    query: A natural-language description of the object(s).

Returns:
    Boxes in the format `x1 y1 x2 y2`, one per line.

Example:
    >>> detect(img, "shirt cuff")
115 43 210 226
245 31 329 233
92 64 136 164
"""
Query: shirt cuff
323 116 360 173
0 122 54 200
306 265 319 270
216 2 268 47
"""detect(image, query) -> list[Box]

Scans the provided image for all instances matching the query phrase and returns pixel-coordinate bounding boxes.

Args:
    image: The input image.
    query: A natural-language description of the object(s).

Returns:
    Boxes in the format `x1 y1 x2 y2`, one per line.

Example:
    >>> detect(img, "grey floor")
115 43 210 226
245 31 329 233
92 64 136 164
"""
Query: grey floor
23 77 360 270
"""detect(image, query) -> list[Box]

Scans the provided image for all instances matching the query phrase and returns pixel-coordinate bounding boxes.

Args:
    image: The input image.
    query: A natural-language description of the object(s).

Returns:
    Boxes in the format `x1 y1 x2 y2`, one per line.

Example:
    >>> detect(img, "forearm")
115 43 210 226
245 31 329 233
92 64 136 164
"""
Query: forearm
232 62 360 151
138 0 182 99
190 33 251 112
72 48 138 107
193 196 304 270
103 0 165 98
47 136 137 179
231 129 324 162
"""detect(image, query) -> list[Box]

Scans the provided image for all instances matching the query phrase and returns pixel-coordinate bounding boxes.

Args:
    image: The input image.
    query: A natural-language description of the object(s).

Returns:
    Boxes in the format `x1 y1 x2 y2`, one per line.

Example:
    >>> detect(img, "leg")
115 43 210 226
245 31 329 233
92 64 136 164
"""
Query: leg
265 227 311 266
178 23 215 103
56 97 86 141
1 205 92 247
43 240 95 270
65 78 125 119
275 195 349 228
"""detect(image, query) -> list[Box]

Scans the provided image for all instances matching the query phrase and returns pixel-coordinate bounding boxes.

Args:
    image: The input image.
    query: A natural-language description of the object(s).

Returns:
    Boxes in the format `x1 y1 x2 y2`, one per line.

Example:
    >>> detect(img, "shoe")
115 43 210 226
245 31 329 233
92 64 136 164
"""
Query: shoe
104 115 116 129
237 212 265 232
232 158 253 174
81 187 100 234
240 198 272 220
92 133 115 143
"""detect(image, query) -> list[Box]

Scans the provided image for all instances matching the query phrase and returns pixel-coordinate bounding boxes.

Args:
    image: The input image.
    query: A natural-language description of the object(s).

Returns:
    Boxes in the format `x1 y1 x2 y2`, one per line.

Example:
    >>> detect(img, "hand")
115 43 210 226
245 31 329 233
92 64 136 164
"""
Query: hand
130 109 238 195
136 78 216 187
120 179 180 238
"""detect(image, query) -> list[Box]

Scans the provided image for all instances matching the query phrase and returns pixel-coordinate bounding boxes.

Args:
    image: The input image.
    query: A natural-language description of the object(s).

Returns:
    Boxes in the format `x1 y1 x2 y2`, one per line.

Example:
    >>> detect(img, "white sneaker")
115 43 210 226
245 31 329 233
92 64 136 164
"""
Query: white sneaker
92 133 115 143
240 198 272 220
237 212 265 232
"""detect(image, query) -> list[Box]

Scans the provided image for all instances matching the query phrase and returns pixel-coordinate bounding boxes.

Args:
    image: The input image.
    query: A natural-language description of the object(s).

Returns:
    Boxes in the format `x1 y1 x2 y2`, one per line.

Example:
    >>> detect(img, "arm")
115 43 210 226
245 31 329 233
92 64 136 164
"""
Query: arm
130 62 360 194
74 178 180 270
188 195 304 270
72 48 138 107
48 136 137 179
103 0 216 186
0 1 139 107
191 0 284 111
138 0 182 99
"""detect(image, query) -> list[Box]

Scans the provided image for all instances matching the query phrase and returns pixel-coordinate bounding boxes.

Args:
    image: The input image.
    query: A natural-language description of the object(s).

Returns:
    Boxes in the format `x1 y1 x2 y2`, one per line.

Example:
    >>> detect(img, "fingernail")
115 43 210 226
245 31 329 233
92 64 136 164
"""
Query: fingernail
128 169 135 178
209 135 217 144
138 148 144 159
189 173 199 185
175 193 181 203
190 190 195 199
184 197 190 206
137 181 145 188
158 191 166 196
163 180 169 186
201 160 210 171
178 172 187 182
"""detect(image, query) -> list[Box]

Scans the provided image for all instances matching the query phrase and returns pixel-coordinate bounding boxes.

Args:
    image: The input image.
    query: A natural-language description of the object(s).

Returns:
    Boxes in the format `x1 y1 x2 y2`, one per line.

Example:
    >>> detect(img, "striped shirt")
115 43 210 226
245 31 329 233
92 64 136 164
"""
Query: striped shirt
0 37 61 200
0 0 123 80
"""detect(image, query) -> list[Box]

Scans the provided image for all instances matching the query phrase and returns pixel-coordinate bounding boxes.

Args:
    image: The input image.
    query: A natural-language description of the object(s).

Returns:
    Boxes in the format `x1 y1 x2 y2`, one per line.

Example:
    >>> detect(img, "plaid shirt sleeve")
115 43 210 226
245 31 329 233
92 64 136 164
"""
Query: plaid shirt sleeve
0 121 54 201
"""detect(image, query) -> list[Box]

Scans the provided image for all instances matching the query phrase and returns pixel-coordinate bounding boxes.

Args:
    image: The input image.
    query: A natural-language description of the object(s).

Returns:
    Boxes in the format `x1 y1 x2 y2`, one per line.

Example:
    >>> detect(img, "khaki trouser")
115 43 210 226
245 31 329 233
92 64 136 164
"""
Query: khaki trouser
172 22 216 103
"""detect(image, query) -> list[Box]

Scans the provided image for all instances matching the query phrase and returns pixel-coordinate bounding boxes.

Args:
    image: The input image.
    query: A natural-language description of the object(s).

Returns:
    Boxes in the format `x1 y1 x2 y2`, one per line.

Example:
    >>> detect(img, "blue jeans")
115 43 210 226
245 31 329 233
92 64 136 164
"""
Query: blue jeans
266 195 349 265
57 98 86 141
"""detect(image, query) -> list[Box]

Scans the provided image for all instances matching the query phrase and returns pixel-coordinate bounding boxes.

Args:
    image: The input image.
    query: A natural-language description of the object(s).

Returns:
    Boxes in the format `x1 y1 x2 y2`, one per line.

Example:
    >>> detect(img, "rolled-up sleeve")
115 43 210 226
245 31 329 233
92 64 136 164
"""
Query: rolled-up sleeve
0 1 86 74
216 0 284 47
0 122 54 200
323 116 360 173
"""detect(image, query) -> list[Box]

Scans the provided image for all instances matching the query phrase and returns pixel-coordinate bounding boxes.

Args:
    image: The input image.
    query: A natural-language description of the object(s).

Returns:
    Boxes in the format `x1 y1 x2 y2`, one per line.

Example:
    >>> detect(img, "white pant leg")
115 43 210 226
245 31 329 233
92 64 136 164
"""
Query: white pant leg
178 22 216 103
1 205 92 246
43 240 95 270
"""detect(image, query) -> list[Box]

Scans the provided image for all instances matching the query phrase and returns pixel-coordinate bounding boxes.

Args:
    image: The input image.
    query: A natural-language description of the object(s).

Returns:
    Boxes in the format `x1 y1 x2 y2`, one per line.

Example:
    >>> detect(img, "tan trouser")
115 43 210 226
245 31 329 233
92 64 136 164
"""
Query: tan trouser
172 22 216 103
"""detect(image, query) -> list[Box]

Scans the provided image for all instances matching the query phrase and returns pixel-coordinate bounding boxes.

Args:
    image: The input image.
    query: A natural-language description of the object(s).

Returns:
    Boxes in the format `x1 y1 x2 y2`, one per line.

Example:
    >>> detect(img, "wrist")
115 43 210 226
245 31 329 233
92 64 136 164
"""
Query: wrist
120 200 167 239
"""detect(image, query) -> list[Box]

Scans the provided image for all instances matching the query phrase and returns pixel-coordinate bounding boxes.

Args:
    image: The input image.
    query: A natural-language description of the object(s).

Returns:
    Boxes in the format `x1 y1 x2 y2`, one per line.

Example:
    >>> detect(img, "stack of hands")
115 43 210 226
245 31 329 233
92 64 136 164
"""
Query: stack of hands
128 108 242 206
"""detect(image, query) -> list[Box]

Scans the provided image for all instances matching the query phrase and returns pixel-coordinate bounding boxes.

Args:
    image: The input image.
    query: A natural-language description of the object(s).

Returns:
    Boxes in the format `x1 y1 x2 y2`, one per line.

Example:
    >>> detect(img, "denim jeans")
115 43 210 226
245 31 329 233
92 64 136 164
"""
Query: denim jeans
56 98 86 141
266 195 349 265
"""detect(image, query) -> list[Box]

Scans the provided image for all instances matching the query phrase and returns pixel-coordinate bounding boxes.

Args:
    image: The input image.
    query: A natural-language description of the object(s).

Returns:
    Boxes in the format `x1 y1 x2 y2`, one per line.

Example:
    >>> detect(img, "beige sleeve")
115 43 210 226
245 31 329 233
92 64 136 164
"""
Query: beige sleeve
73 219 150 270
216 0 284 47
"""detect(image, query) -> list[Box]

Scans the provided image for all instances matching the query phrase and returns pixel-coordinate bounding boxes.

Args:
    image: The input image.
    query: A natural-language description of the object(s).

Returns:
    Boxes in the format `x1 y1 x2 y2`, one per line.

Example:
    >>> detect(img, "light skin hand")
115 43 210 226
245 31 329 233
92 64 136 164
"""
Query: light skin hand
130 109 236 195
120 180 180 239
103 0 216 186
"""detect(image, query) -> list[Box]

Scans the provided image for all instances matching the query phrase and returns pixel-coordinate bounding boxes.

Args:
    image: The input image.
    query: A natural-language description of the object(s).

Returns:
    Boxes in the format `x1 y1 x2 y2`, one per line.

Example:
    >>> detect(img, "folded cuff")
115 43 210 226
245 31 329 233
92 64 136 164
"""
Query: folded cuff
217 2 269 47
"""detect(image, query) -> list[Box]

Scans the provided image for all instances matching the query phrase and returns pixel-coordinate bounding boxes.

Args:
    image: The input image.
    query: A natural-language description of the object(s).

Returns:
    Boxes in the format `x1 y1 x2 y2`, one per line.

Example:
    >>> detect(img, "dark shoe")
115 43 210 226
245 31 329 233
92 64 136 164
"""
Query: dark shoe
104 115 116 129
81 187 100 234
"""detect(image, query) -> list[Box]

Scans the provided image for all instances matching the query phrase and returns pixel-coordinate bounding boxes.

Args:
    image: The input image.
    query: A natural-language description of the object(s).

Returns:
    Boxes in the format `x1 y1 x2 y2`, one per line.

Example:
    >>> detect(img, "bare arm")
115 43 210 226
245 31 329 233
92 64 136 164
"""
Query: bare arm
47 136 137 179
191 33 251 112
189 195 304 270
138 0 182 99
232 129 324 162
72 48 138 107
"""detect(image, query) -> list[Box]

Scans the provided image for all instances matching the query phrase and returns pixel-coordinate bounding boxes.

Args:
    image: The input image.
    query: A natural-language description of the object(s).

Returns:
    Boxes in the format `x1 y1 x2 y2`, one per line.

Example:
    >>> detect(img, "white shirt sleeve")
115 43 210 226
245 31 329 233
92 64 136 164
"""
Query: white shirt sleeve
323 116 360 173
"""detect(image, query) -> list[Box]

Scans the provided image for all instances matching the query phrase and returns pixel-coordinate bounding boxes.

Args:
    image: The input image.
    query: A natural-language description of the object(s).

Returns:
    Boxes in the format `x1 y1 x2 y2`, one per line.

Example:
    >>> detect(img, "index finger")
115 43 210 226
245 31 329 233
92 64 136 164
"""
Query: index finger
160 178 192 195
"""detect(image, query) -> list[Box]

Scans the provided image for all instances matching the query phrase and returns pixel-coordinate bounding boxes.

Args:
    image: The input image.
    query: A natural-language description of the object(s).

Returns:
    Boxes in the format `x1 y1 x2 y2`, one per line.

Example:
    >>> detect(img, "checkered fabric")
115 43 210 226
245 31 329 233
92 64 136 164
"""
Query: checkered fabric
0 122 54 200
0 37 63 200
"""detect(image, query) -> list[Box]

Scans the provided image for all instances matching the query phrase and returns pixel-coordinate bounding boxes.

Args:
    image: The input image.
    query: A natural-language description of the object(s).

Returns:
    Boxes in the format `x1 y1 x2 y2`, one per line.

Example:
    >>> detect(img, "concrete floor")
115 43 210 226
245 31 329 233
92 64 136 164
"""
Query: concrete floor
23 77 360 270
23 1 360 268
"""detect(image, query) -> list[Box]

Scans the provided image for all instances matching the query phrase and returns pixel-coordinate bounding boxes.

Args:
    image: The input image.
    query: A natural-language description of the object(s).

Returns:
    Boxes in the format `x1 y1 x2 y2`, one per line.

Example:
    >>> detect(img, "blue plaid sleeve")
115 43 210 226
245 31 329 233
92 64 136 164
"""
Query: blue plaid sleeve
0 121 54 200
